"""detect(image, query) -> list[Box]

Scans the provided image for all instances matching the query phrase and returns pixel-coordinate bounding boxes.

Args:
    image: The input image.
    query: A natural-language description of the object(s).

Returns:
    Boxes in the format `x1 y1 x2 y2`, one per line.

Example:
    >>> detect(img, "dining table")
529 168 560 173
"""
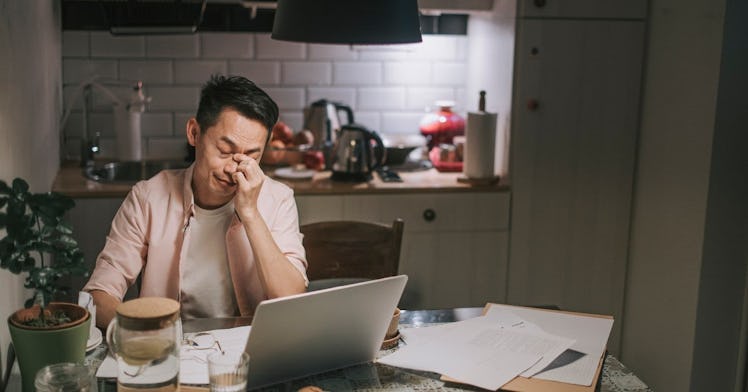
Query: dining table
85 307 652 392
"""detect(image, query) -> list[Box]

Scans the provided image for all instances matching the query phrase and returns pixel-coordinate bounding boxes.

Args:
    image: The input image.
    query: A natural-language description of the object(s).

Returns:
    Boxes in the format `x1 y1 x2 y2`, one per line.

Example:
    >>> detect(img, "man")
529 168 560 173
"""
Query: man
84 75 308 328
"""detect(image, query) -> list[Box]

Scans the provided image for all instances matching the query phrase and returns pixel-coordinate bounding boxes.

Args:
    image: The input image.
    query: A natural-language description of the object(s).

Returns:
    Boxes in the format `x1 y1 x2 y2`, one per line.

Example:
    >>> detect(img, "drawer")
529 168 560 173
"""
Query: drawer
342 192 510 232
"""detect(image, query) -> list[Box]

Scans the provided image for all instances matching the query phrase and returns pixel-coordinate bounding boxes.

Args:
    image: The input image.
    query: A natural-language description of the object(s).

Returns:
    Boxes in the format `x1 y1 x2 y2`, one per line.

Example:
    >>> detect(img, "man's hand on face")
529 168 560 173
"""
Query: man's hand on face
232 153 264 220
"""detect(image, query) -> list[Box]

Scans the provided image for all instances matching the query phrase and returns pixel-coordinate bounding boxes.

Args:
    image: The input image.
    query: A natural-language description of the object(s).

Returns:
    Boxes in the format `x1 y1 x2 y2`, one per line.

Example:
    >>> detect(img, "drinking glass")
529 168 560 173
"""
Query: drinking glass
207 351 249 392
34 362 97 392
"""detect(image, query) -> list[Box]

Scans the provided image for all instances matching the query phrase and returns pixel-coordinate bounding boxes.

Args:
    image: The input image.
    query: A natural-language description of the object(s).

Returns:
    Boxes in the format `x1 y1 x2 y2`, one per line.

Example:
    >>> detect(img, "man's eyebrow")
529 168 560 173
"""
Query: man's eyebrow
219 135 237 147
219 136 261 155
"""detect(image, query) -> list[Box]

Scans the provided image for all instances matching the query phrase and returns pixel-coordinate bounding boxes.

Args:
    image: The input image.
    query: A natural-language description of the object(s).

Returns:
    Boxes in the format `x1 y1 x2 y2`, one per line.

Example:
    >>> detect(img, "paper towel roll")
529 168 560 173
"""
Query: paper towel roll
463 111 498 179
114 104 142 161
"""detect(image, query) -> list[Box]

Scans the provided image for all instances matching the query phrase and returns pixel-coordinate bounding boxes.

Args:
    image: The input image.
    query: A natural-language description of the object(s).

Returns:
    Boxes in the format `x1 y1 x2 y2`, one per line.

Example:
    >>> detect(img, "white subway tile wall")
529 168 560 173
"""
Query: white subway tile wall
201 33 254 59
307 87 356 109
140 113 174 137
406 87 455 111
119 60 173 84
383 62 432 85
61 32 468 160
281 62 332 85
62 31 89 57
63 59 118 83
147 86 200 111
174 60 228 83
90 32 145 57
333 62 382 85
146 35 199 58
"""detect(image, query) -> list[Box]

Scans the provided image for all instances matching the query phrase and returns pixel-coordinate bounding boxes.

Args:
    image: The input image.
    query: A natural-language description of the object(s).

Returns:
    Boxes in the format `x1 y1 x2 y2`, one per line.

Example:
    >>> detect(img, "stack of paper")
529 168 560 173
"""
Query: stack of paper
377 304 613 391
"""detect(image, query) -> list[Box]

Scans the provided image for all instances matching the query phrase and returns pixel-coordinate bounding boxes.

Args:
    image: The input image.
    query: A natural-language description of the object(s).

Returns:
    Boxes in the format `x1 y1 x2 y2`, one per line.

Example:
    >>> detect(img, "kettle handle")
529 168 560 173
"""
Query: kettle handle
367 130 386 171
335 103 355 125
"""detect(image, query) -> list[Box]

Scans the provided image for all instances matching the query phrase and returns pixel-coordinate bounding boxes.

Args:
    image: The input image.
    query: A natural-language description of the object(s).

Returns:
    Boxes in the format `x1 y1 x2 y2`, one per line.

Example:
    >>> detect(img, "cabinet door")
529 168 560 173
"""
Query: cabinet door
343 193 510 309
509 19 645 354
65 198 125 298
295 195 344 225
517 0 647 19
426 231 509 309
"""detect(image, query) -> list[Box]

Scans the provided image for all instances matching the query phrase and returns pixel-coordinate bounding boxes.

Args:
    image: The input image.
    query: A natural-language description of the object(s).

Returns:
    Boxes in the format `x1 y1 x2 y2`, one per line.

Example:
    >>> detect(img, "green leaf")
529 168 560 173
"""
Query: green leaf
8 251 29 273
40 224 56 237
1 177 87 309
22 254 36 272
31 193 72 222
56 235 79 248
12 178 29 196
6 199 26 233
56 222 73 235
29 241 55 254
32 193 74 216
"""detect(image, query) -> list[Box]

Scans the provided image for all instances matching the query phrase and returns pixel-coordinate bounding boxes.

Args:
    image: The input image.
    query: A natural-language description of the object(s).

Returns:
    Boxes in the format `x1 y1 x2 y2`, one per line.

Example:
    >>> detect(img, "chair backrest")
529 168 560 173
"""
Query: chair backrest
300 219 404 282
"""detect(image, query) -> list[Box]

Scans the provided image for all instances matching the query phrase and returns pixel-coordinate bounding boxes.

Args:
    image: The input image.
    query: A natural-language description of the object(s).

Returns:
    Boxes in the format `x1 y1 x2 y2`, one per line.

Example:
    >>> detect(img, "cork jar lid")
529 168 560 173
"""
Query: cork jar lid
116 297 180 331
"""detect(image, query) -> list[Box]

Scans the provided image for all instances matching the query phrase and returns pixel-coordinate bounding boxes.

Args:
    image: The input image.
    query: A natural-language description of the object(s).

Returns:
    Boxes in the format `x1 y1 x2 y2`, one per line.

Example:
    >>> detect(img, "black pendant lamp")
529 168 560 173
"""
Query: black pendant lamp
271 0 422 45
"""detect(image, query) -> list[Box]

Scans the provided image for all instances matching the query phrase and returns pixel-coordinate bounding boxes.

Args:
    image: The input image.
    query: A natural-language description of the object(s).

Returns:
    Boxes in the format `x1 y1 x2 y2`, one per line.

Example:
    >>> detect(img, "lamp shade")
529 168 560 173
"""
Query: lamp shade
271 0 422 45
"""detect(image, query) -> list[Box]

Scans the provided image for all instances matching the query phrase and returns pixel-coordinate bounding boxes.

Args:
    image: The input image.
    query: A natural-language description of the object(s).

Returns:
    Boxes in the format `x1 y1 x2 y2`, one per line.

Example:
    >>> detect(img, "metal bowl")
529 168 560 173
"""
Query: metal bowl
385 146 418 165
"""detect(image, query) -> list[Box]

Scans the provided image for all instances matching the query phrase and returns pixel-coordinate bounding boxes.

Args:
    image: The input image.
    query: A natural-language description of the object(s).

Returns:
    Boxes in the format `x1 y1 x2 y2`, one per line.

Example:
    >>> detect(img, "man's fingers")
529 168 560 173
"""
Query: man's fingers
233 169 247 185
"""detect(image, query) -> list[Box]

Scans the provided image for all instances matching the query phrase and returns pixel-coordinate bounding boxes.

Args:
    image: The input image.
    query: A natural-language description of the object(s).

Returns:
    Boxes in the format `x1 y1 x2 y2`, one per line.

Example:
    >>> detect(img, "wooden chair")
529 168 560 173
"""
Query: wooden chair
301 219 404 291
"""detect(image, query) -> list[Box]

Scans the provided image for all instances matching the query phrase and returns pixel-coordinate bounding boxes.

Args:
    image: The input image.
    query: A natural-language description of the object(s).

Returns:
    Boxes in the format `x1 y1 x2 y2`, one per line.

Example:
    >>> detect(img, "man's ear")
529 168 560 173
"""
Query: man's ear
186 118 200 147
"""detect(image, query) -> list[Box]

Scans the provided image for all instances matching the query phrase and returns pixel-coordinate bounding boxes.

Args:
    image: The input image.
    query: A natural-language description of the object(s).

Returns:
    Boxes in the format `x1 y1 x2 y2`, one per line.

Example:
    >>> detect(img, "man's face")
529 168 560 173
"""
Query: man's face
187 108 269 209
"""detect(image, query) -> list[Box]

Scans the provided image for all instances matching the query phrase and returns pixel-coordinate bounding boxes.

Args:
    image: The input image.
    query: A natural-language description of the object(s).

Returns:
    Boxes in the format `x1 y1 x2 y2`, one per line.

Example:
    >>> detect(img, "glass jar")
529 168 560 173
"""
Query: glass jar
106 297 181 391
34 362 96 392
419 100 465 150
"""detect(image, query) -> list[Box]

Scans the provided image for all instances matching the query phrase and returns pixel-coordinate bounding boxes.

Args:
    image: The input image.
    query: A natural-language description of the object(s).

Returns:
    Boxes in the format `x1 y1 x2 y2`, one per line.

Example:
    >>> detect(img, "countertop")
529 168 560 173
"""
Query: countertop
52 162 509 198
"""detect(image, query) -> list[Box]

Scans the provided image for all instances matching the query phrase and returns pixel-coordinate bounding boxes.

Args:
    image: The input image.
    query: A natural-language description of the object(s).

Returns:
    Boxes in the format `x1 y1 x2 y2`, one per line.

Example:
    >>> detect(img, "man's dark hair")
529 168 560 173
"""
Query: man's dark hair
195 75 279 136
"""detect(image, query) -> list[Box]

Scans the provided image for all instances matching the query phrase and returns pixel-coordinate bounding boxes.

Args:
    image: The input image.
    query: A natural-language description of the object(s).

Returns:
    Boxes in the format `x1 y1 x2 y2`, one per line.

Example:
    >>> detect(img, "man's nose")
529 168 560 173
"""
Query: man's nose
225 160 238 173
233 153 251 163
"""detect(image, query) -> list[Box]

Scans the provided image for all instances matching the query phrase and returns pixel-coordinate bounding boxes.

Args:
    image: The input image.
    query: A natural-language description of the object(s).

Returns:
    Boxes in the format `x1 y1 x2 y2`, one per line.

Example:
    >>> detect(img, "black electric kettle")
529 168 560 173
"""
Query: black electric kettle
330 124 386 182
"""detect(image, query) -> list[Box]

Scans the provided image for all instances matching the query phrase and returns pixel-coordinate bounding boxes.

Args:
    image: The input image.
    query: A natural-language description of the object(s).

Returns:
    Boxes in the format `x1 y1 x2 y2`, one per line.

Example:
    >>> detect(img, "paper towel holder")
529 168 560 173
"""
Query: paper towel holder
458 90 501 185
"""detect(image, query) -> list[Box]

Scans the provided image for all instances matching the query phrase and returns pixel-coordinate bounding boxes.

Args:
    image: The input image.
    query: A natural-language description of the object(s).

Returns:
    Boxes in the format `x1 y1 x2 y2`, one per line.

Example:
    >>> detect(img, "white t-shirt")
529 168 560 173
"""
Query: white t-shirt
180 201 239 319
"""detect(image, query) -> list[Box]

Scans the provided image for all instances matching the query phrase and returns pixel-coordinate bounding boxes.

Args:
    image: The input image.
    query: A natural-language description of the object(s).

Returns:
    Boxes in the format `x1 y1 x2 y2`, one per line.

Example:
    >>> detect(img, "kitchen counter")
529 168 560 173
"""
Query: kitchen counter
52 163 509 198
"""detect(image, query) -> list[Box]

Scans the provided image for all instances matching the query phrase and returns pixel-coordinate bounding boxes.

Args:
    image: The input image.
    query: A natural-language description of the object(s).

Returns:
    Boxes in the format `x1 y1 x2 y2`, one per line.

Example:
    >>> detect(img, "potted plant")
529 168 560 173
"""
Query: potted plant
0 178 91 392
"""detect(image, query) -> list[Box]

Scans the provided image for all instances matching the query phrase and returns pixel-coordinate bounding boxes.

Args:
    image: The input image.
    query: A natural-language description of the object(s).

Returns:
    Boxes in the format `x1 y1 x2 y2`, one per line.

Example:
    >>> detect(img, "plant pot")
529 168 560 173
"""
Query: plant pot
7 303 90 392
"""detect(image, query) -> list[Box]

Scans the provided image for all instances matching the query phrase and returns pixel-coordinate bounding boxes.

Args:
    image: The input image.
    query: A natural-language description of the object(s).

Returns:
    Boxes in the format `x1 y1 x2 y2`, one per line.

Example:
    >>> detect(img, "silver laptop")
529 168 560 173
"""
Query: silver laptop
244 275 408 390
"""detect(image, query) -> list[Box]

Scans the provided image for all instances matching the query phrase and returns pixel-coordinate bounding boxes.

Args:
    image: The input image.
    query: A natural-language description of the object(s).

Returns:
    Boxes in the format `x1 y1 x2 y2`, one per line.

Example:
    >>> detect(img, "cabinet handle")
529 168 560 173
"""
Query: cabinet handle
422 208 436 222
533 0 547 8
527 99 540 111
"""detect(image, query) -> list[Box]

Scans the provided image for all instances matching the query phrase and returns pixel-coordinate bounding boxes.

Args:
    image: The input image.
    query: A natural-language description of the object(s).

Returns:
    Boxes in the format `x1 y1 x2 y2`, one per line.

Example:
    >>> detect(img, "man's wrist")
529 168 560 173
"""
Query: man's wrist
236 207 261 222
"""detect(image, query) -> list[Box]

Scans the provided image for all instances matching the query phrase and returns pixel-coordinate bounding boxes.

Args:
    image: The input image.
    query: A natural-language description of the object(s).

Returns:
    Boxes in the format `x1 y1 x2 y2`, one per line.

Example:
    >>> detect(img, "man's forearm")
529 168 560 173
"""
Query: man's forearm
90 289 121 329
241 214 306 298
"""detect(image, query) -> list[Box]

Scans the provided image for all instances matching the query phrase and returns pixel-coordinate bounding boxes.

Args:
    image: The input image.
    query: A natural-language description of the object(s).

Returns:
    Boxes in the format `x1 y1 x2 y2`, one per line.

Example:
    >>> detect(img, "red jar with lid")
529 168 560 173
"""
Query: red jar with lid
419 100 465 150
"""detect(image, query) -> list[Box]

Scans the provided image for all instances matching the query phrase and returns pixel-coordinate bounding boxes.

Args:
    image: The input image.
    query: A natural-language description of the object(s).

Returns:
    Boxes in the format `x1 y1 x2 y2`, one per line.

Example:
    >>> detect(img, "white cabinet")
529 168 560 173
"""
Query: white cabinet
66 198 125 296
296 192 511 309
508 13 645 355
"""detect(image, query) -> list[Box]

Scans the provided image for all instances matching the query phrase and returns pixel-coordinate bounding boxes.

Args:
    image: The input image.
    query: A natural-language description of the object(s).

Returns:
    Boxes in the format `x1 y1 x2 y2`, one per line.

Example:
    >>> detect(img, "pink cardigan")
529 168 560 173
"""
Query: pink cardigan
83 164 308 316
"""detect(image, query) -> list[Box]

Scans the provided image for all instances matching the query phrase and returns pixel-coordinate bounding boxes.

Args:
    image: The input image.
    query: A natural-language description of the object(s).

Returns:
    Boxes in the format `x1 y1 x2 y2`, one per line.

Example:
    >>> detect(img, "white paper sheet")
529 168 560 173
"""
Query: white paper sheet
533 352 600 384
97 325 251 385
378 316 575 391
485 304 614 386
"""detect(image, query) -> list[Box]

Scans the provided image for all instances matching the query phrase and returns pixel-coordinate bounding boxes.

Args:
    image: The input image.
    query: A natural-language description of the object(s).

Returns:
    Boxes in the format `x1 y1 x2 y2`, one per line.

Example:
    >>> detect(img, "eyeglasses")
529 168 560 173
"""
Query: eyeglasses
182 332 225 364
